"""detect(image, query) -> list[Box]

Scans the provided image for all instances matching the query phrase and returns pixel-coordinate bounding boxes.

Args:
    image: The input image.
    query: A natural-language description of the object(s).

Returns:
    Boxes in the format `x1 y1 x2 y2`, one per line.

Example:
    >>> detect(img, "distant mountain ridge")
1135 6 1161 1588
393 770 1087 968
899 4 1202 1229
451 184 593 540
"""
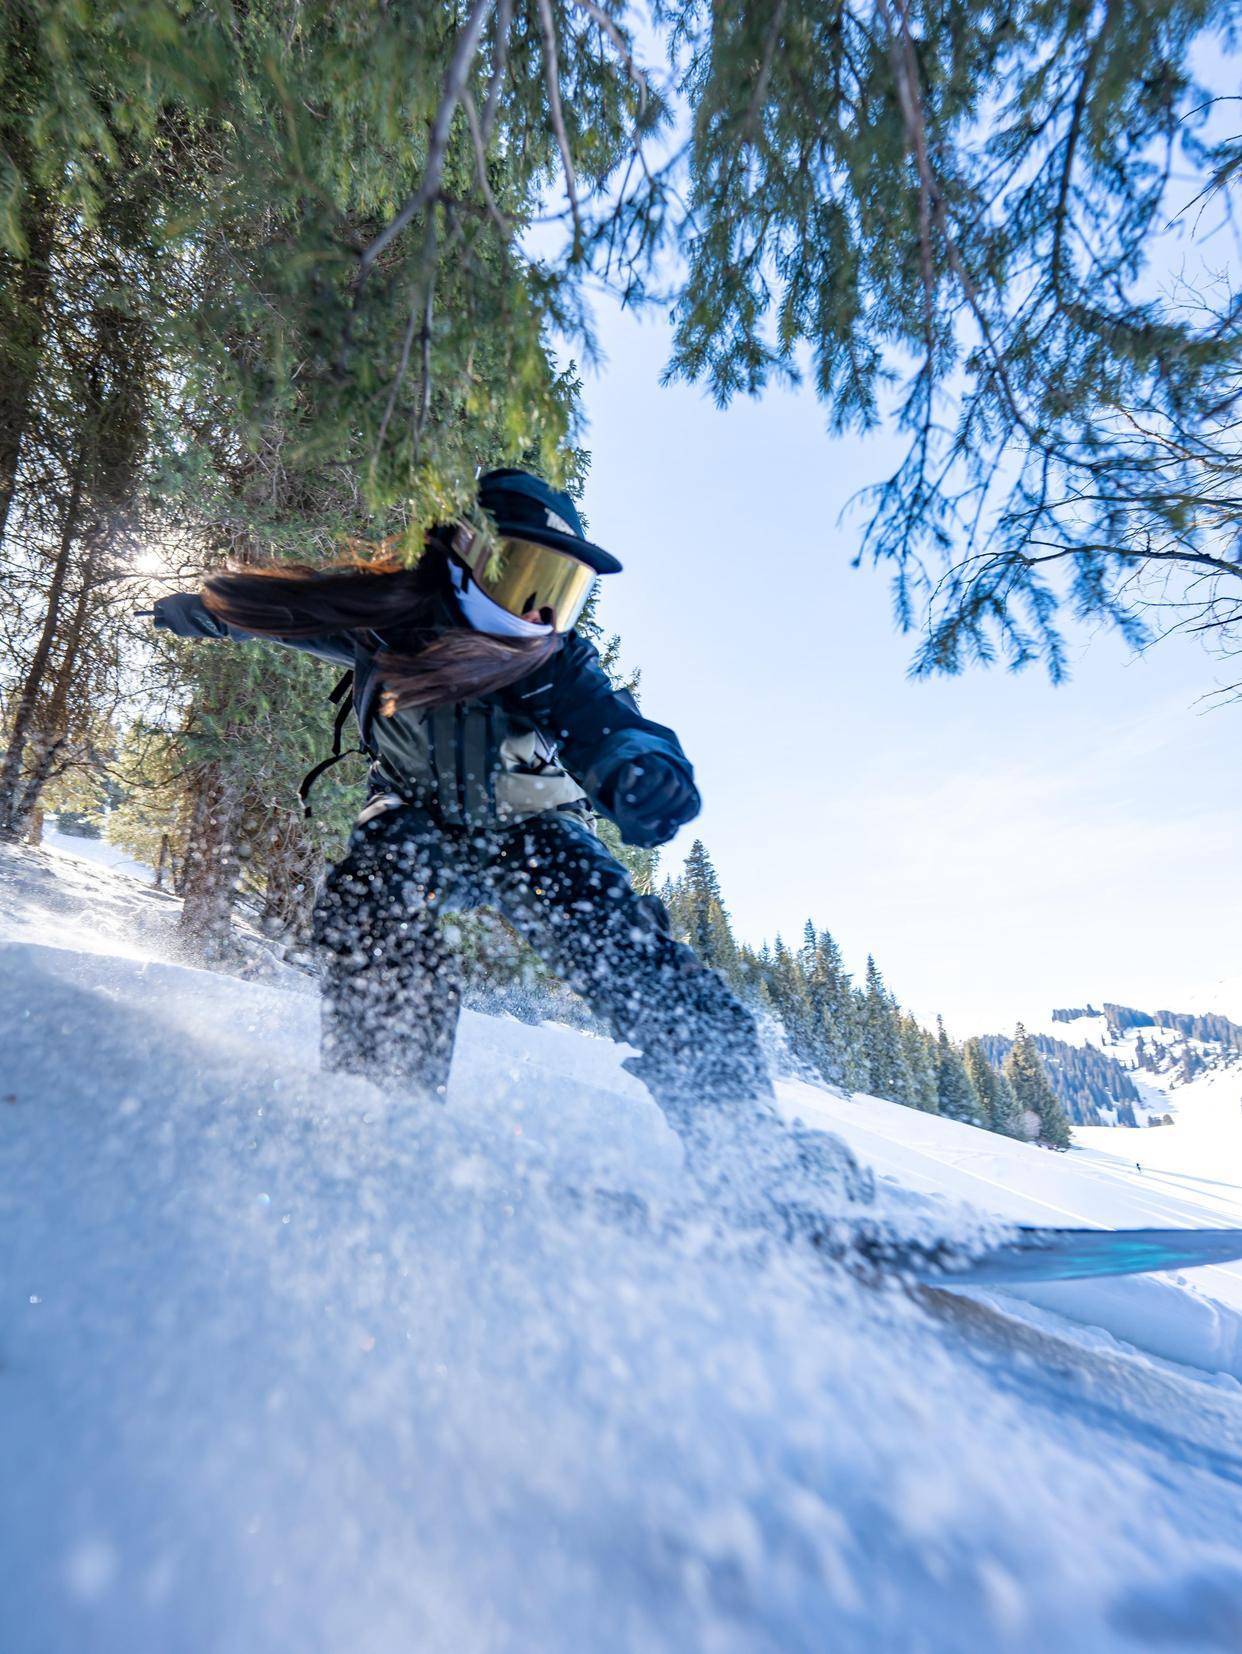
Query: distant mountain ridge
1053 1003 1242 1049
1030 1000 1242 1126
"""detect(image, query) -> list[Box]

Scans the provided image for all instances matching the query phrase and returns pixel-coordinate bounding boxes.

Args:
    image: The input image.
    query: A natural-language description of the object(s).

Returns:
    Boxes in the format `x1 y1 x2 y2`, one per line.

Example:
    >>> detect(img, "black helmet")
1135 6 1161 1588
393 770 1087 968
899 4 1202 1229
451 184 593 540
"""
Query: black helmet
477 469 622 575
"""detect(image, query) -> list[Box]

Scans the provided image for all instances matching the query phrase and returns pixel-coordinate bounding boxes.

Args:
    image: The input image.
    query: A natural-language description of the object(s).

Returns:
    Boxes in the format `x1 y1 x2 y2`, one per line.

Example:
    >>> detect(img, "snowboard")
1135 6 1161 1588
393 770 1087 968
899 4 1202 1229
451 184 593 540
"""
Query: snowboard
555 1186 1242 1288
895 1224 1242 1287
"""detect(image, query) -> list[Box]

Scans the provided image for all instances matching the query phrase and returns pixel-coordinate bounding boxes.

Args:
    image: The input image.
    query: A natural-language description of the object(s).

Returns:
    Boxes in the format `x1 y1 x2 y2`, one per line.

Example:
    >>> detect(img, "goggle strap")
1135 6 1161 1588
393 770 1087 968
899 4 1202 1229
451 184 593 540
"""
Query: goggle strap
450 522 481 566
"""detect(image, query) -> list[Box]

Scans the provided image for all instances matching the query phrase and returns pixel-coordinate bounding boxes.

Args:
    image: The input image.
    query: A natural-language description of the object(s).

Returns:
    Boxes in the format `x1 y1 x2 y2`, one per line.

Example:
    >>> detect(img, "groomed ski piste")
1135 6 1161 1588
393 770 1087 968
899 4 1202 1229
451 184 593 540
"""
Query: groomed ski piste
4 836 1242 1654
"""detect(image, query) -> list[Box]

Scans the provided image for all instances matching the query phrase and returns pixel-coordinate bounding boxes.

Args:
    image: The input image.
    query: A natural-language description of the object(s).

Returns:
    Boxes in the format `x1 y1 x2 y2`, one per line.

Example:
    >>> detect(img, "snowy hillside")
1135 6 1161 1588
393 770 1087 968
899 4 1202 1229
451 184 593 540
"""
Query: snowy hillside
972 999 1242 1130
5 839 1242 1653
1039 1004 1242 1130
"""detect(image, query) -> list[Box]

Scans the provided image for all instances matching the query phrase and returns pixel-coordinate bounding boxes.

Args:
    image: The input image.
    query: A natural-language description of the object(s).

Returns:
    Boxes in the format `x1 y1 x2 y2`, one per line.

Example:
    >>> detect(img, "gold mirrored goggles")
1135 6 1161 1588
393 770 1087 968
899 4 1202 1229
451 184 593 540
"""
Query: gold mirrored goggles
451 525 597 633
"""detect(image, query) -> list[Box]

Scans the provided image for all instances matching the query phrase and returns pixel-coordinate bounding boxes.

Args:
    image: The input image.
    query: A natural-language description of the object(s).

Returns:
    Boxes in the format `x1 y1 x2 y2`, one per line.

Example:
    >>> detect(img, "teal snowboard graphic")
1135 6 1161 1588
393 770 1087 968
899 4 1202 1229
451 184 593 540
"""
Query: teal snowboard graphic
917 1226 1242 1286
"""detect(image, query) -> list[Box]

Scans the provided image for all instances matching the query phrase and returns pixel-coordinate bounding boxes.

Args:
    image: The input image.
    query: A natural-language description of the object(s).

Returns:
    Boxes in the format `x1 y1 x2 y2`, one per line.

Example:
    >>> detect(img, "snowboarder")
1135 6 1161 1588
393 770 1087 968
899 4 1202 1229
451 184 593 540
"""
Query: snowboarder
152 469 773 1151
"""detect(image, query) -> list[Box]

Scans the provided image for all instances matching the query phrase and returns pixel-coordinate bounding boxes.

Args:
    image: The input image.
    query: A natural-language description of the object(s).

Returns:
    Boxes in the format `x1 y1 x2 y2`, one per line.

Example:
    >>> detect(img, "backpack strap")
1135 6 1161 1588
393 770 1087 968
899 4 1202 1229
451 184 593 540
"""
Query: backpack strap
298 670 365 817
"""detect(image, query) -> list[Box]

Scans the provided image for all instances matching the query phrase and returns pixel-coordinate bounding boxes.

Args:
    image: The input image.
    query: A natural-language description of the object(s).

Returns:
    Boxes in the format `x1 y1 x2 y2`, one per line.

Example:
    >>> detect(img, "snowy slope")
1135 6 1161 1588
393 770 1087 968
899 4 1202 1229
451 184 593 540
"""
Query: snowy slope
5 840 1242 1654
41 821 157 885
778 1081 1242 1376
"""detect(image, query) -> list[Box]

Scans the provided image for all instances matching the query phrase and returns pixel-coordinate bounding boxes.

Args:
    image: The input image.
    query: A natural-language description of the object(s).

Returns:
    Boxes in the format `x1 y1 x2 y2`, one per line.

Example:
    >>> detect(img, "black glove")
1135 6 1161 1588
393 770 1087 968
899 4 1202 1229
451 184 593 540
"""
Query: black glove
146 592 228 639
604 757 699 848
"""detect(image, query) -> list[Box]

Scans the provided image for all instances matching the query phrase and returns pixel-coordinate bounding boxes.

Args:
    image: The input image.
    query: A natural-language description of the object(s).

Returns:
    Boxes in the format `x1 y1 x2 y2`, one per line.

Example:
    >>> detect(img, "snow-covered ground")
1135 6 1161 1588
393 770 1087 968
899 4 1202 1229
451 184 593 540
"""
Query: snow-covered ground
5 837 1242 1653
40 822 157 886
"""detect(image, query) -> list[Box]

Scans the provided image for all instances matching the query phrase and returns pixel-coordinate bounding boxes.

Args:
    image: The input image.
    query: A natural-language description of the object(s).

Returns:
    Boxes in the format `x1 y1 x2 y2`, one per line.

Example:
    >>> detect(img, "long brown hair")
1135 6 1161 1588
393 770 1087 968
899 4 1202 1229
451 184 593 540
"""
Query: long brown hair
201 535 561 715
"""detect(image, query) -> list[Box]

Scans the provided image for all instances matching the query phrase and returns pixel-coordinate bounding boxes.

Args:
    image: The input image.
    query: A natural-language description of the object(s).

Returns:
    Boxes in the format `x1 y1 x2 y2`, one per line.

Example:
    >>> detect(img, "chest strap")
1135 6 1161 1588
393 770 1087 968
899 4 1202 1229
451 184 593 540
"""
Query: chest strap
298 670 365 817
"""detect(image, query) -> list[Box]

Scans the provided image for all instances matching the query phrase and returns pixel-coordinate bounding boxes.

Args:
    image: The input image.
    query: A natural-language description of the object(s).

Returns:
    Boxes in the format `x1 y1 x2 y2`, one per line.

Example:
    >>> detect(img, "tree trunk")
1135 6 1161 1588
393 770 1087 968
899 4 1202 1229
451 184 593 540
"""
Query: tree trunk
7 532 101 837
0 449 86 838
178 761 244 958
26 807 43 846
0 176 56 551
13 734 68 833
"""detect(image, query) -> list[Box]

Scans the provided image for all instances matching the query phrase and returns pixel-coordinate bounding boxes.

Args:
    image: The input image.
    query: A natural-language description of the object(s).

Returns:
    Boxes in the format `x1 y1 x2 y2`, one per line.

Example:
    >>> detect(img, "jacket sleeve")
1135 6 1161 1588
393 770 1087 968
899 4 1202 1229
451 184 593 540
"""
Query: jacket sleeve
151 591 356 668
541 632 701 832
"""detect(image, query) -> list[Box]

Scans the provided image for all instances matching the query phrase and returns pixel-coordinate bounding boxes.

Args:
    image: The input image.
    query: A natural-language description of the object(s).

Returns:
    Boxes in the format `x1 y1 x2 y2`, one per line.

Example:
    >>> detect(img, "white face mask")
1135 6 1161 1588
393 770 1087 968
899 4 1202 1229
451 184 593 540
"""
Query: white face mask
449 559 554 639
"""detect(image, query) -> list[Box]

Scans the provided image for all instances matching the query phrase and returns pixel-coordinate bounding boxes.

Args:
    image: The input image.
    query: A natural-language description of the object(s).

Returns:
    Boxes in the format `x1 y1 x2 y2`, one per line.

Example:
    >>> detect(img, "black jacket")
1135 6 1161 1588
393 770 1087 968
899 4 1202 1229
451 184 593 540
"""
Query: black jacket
152 591 700 846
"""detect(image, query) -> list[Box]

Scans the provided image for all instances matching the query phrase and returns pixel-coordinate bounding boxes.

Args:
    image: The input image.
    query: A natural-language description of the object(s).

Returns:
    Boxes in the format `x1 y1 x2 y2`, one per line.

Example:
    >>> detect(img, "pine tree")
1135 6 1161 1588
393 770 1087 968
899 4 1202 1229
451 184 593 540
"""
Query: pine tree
935 1018 986 1125
1004 1025 1073 1149
803 925 855 1090
682 838 723 904
764 935 816 1072
840 985 872 1096
990 1070 1023 1139
861 957 914 1104
899 1012 940 1113
734 942 773 1021
962 1038 1023 1138
671 840 740 979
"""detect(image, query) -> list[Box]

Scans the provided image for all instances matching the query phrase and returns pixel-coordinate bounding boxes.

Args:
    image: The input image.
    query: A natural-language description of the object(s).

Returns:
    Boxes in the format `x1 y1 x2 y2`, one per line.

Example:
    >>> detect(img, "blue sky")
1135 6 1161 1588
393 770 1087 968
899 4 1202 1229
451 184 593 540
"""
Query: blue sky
574 295 1241 1034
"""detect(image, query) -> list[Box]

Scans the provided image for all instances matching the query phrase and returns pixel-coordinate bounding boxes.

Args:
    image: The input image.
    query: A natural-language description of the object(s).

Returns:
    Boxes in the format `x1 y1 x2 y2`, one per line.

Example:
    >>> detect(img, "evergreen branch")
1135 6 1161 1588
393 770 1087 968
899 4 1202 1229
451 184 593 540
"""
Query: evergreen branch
353 0 494 286
462 89 511 238
743 1 787 151
877 0 934 352
877 0 1057 457
479 0 513 149
376 285 424 462
568 0 648 113
414 209 447 454
1050 0 1122 302
535 0 583 251
1019 540 1242 580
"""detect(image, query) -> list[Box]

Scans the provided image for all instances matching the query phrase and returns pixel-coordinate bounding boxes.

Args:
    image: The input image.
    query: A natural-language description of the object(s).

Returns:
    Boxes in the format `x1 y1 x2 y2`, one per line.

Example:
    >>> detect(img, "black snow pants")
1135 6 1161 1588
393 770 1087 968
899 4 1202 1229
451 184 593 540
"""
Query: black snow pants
311 804 771 1116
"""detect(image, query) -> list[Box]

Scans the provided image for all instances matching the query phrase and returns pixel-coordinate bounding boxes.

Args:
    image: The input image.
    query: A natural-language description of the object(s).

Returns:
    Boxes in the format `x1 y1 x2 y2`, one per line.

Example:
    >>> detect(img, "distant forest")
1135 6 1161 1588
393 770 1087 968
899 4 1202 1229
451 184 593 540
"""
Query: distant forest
651 843 1073 1149
1053 1004 1242 1050
979 1034 1139 1128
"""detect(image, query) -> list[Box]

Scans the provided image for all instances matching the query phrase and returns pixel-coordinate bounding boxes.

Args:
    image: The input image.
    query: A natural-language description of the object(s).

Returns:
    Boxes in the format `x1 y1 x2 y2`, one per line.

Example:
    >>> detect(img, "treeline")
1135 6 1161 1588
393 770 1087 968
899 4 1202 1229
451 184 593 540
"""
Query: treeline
660 842 1072 1150
979 1034 1138 1128
1146 1010 1242 1051
1100 1004 1242 1050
